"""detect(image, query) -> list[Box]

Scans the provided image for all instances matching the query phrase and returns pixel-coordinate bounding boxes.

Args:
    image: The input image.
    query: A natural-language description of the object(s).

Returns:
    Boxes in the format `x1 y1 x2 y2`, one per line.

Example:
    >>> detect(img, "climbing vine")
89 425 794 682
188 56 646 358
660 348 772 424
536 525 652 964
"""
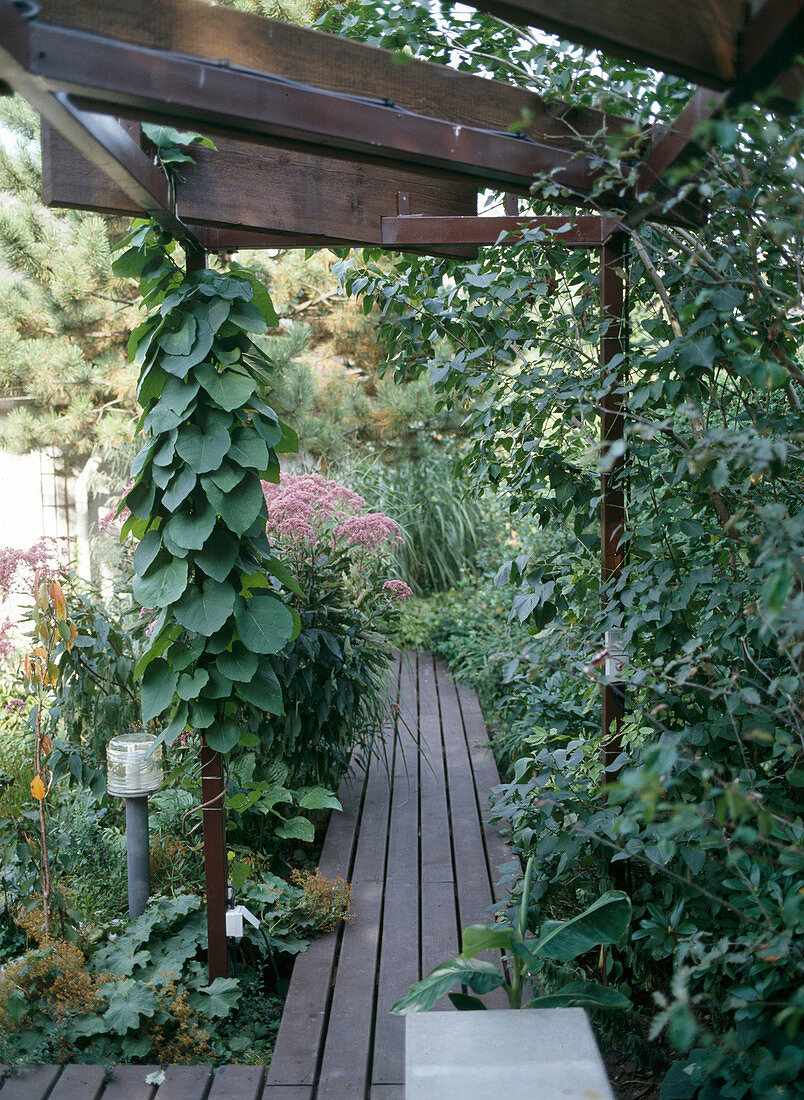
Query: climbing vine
114 221 300 754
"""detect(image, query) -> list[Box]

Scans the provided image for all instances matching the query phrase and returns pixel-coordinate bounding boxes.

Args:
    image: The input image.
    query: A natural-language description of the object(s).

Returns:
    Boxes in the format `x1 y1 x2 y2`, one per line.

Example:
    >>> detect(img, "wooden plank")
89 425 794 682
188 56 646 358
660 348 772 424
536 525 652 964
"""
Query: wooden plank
437 668 509 1009
0 1066 62 1100
370 1088 404 1099
49 1065 106 1100
37 0 625 150
418 654 453 885
266 769 366 1087
41 124 478 246
386 660 419 887
260 1088 312 1099
207 1067 264 1100
382 213 621 248
467 0 746 88
372 880 419 1085
452 679 515 900
420 881 459 1009
153 1065 214 1100
316 879 384 1099
98 1065 160 1100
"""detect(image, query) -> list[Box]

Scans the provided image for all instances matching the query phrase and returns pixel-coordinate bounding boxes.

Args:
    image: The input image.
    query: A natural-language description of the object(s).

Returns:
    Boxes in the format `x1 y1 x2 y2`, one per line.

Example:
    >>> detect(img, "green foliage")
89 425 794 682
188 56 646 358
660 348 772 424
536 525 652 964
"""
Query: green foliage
0 893 245 1065
392 855 631 1012
237 471 408 790
0 96 140 482
118 221 300 758
348 450 499 595
328 5 804 1094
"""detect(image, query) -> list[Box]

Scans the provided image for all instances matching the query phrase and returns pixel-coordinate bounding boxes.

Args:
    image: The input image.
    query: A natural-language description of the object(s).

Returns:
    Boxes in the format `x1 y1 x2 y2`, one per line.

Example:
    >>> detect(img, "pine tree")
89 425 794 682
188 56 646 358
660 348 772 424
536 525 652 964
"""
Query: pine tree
0 96 143 570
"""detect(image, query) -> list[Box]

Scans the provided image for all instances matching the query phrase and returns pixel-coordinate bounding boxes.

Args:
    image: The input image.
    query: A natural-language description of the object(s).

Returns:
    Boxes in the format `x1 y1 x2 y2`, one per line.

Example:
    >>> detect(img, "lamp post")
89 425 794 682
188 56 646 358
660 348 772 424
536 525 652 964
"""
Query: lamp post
106 733 163 918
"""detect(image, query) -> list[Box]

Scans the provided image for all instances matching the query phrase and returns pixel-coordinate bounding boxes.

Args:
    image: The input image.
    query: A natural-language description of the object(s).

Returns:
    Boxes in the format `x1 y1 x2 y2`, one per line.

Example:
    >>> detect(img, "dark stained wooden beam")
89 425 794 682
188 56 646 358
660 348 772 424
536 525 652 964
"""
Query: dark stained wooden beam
36 0 627 152
382 213 623 247
599 236 628 773
0 4 191 238
466 0 747 87
731 0 804 104
467 0 804 103
41 123 478 258
6 21 605 198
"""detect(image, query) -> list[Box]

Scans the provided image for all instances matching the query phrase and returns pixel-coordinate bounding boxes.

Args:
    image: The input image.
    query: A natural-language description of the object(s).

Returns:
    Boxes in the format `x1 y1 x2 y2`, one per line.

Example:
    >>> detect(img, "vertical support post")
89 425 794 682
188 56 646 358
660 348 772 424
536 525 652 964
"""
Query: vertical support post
200 741 229 980
599 236 627 777
124 795 151 918
185 240 229 980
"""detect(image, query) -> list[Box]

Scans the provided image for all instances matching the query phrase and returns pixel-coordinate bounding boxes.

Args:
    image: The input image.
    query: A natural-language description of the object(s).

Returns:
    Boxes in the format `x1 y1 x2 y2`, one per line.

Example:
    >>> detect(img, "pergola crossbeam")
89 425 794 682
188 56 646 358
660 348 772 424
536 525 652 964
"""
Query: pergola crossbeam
0 4 191 239
467 0 804 103
10 20 601 197
381 213 623 248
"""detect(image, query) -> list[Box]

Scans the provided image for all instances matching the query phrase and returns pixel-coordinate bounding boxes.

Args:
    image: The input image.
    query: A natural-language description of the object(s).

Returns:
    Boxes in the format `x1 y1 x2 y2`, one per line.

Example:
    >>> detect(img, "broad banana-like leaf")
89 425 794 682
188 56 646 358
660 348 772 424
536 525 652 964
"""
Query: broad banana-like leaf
529 891 631 963
390 957 505 1014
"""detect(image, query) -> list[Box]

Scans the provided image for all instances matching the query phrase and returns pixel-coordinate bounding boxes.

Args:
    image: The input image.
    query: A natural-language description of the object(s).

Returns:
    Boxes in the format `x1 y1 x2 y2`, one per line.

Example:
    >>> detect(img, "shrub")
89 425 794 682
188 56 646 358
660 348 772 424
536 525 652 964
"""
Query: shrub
246 472 410 789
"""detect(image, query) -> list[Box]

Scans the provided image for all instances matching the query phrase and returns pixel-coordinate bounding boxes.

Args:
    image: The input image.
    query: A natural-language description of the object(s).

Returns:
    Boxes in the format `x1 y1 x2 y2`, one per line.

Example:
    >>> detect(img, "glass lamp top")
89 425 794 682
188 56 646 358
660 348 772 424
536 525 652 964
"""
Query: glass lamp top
106 733 163 797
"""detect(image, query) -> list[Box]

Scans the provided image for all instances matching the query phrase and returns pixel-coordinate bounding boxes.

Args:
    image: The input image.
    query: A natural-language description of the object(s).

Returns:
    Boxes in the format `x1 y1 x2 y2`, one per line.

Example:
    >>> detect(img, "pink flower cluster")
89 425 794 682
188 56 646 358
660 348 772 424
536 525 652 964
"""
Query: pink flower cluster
99 480 135 535
0 620 14 659
0 537 62 601
262 473 401 553
383 580 413 601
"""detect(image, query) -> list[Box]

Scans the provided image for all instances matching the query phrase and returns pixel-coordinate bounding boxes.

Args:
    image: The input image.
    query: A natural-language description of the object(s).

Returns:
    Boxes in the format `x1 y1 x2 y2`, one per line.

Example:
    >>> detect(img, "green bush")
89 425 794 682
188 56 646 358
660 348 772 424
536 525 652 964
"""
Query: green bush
247 472 410 789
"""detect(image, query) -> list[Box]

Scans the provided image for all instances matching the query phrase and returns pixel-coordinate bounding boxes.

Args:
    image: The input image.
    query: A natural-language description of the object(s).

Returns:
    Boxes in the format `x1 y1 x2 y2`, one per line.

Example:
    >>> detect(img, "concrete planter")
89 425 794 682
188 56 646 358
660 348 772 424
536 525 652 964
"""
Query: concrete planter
406 1008 614 1100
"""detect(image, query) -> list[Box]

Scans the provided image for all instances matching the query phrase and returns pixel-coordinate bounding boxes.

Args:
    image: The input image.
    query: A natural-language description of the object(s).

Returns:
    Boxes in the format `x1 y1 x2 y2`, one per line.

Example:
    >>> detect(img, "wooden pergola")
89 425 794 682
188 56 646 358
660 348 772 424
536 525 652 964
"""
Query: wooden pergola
1 0 800 981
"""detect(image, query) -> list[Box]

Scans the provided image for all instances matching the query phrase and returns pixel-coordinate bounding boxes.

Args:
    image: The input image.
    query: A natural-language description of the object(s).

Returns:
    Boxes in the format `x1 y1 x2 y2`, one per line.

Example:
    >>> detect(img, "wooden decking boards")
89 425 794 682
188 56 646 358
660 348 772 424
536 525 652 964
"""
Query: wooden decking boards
265 651 514 1099
0 652 514 1100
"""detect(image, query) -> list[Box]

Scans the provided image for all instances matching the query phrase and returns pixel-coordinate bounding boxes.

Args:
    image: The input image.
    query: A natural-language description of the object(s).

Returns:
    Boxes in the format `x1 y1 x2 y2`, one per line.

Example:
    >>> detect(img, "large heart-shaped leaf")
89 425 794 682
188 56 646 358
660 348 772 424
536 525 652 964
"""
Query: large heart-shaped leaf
177 668 210 701
162 467 197 512
216 645 258 683
206 462 246 494
190 697 217 730
176 422 231 474
197 363 257 411
141 658 178 722
228 428 269 471
205 718 242 753
235 666 283 714
390 957 505 1015
195 528 239 582
205 477 265 537
160 375 200 416
275 816 315 842
132 554 188 608
526 981 631 1011
160 320 213 376
530 891 631 962
235 594 295 654
165 501 217 551
153 429 178 467
201 666 233 700
460 923 516 959
174 579 236 636
133 529 162 577
157 314 196 357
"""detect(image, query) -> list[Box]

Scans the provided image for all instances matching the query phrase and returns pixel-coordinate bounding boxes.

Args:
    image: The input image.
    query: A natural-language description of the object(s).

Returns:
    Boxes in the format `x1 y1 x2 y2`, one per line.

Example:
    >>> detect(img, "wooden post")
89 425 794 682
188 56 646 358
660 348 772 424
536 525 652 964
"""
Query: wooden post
200 741 229 980
599 237 627 777
185 241 229 981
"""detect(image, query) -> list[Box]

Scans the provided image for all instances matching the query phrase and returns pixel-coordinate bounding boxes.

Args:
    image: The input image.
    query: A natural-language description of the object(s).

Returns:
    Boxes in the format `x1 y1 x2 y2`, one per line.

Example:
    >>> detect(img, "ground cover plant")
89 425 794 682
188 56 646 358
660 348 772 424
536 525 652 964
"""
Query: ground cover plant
329 4 804 1095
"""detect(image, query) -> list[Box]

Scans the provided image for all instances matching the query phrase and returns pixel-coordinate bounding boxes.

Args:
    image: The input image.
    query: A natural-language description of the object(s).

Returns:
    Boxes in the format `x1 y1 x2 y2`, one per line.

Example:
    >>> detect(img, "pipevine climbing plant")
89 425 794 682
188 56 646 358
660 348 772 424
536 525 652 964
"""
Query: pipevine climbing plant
113 221 301 755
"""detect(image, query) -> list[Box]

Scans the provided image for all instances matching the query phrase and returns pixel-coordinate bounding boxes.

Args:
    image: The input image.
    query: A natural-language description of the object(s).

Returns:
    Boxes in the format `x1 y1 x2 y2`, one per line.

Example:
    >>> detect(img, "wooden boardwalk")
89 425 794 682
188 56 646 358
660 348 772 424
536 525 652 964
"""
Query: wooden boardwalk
0 653 513 1100
264 651 513 1099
